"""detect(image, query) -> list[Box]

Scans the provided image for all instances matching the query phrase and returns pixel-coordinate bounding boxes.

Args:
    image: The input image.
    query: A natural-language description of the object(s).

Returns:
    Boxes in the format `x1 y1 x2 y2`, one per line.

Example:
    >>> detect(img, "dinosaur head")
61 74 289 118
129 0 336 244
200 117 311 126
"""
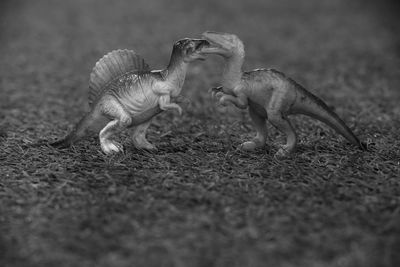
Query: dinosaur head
172 38 210 63
200 31 245 58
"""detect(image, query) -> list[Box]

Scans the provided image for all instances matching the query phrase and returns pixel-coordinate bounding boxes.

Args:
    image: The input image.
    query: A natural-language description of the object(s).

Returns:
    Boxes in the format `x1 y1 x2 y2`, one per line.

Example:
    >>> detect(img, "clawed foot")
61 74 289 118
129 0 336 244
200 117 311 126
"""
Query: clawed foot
137 143 157 151
239 140 265 151
274 146 293 159
101 140 124 154
240 141 257 151
133 138 157 151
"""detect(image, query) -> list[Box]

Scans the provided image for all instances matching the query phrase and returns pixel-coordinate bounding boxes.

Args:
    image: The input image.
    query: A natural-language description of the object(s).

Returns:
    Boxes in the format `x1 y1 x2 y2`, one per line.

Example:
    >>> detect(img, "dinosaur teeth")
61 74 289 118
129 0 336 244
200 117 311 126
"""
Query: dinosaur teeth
195 39 210 50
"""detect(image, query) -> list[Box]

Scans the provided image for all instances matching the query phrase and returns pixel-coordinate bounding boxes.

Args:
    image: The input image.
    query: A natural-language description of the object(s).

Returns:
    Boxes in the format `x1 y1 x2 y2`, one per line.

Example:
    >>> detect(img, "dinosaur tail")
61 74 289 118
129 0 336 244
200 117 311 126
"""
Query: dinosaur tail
291 85 367 151
50 109 107 149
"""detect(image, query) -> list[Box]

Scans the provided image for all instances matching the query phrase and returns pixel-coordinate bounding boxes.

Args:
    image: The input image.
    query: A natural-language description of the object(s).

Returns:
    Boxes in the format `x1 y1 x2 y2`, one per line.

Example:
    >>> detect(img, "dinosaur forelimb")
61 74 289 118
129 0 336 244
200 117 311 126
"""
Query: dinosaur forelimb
218 93 248 109
209 86 224 98
158 94 183 115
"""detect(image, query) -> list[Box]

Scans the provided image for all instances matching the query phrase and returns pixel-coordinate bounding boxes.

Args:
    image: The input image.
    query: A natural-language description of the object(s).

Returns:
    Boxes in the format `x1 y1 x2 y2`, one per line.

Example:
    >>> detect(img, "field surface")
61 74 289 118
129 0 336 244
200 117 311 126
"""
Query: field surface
0 0 399 266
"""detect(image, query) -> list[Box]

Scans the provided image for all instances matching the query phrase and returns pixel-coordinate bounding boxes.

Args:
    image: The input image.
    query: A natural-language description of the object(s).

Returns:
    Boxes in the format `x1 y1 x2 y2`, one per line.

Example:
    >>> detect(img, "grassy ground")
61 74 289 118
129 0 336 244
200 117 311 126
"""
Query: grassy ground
1 0 399 266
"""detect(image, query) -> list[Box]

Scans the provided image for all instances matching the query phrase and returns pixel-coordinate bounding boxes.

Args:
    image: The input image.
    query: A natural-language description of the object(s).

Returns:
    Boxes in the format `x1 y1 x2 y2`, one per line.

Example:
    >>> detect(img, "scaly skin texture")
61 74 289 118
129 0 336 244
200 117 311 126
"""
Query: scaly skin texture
201 31 366 157
51 38 209 154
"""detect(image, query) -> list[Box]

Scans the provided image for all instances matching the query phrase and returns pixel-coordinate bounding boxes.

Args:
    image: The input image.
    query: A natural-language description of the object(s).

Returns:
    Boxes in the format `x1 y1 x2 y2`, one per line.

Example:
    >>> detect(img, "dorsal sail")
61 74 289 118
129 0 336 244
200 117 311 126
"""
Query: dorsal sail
88 49 150 106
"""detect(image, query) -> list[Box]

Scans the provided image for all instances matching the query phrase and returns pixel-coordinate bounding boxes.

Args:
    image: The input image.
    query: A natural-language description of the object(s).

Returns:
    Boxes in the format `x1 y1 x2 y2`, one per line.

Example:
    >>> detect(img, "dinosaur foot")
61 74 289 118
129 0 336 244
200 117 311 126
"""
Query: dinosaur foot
240 141 257 151
101 140 124 154
274 146 294 159
133 139 157 151
239 140 265 151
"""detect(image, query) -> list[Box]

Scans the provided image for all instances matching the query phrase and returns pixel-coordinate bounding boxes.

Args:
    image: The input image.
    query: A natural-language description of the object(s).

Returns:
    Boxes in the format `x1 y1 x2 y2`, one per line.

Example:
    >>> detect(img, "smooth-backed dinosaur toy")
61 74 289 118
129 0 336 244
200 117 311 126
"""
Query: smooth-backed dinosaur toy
200 31 366 157
51 38 210 154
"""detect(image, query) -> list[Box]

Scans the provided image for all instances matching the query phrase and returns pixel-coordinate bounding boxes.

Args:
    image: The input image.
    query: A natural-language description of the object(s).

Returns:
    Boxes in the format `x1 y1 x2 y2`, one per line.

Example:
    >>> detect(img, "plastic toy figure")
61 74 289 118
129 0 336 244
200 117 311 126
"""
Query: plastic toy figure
200 31 366 157
51 38 209 154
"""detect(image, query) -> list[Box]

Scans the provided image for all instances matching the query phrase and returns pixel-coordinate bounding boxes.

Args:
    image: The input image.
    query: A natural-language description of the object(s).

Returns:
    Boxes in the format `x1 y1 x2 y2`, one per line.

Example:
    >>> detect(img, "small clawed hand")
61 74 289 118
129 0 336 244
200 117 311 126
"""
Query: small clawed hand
209 86 224 99
160 103 183 116
209 86 229 106
218 95 229 106
176 105 183 116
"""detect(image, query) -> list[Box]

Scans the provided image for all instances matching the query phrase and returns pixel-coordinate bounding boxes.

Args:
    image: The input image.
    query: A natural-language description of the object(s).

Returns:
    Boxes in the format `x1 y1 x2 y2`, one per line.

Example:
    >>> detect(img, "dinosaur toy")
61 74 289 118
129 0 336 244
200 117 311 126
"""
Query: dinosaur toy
51 38 210 154
200 31 366 157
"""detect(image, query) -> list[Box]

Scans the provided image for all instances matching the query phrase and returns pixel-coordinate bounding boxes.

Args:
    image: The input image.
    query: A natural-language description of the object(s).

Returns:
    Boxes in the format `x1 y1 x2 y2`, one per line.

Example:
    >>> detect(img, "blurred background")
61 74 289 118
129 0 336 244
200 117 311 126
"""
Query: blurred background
0 0 399 125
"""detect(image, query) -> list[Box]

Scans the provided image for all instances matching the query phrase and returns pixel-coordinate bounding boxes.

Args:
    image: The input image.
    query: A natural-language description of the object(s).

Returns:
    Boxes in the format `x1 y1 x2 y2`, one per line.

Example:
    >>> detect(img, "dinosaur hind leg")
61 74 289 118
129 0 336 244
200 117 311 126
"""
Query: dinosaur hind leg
240 105 267 151
268 111 297 158
98 97 132 154
130 120 156 151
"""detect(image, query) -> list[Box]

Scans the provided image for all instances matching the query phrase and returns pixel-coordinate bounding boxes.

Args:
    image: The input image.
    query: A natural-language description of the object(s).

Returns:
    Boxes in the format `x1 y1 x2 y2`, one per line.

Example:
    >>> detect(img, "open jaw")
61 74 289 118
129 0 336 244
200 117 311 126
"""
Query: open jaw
191 39 211 60
198 43 225 54
195 39 210 50
199 31 230 55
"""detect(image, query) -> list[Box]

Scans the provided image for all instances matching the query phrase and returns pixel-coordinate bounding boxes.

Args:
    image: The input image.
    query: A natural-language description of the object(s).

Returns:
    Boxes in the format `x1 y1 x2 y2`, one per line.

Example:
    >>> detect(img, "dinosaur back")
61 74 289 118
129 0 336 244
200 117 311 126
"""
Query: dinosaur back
88 49 150 107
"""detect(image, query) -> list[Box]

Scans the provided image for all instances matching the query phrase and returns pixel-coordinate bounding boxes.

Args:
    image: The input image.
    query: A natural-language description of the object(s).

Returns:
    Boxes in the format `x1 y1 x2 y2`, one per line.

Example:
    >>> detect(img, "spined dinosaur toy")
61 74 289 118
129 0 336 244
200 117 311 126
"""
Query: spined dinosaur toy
200 31 366 157
51 38 209 154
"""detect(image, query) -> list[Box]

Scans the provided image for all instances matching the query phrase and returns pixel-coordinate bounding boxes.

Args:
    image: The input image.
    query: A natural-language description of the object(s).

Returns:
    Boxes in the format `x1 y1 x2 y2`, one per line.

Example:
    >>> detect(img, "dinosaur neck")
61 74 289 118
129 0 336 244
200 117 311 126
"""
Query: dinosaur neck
222 54 244 89
163 52 188 96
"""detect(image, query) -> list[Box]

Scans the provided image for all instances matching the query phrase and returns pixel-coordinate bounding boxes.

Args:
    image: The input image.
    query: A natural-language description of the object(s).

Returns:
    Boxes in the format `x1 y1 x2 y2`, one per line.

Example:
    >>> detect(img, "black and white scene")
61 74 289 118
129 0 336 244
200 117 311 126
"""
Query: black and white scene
0 0 399 266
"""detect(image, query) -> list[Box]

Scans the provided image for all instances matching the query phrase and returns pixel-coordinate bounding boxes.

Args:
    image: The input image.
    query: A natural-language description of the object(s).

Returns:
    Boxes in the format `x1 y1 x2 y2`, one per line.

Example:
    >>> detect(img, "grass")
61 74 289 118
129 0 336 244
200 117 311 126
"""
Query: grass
1 0 400 266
